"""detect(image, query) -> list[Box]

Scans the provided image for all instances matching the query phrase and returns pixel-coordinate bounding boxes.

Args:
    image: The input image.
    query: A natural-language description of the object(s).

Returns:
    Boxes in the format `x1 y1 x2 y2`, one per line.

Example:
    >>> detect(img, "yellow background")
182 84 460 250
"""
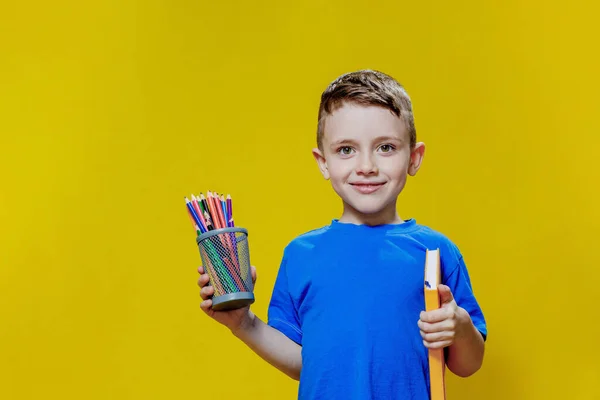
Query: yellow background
1 1 599 399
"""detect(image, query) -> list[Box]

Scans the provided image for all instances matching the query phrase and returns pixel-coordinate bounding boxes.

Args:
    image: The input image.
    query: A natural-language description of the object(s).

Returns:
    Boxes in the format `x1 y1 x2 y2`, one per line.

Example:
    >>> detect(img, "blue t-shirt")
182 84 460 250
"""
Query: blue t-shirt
267 219 487 400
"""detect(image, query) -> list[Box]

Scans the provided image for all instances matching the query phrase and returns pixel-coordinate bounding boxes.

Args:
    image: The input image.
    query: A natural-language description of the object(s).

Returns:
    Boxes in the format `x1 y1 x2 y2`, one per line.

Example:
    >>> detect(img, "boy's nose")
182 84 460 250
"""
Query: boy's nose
356 155 378 175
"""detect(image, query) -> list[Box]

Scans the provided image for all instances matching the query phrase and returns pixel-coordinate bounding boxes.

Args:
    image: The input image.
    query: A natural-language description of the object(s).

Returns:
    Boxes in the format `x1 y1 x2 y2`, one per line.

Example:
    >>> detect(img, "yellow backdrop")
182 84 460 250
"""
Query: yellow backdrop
1 1 599 399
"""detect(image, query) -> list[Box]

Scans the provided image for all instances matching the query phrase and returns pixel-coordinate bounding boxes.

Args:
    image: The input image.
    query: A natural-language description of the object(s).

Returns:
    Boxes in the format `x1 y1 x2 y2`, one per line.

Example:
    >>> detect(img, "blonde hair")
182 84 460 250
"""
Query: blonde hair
317 69 416 150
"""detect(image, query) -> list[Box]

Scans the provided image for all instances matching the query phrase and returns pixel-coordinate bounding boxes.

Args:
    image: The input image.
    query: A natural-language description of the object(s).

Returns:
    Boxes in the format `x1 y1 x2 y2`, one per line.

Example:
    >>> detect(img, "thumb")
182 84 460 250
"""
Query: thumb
438 284 454 305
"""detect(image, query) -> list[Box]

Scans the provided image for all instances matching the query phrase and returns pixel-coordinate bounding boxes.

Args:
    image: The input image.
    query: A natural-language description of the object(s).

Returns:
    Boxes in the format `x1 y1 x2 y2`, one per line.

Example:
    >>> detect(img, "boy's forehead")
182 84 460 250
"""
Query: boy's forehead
323 103 408 144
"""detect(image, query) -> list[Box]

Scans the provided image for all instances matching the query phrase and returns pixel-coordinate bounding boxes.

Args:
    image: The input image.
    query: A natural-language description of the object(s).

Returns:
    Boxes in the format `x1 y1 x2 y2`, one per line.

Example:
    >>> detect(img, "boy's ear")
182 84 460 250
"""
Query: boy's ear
312 148 330 180
408 142 425 176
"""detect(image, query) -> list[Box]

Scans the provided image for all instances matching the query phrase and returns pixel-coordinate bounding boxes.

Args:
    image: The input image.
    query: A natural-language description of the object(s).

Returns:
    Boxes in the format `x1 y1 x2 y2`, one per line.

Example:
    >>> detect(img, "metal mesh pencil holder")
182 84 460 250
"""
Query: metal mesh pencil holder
196 227 254 311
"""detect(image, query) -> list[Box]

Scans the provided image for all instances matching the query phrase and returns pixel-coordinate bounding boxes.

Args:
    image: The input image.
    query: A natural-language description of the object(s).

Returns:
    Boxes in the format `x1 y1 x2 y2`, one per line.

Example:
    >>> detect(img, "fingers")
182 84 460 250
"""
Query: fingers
198 266 213 312
418 318 456 349
419 327 455 343
200 285 214 300
419 308 452 324
418 318 456 334
197 272 210 288
437 284 455 305
251 265 257 284
200 298 213 312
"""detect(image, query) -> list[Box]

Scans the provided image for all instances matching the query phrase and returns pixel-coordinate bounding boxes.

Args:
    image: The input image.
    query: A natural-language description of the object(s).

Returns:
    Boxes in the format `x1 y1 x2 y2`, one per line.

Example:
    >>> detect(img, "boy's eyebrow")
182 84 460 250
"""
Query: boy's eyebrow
330 139 358 147
330 136 403 147
372 135 403 143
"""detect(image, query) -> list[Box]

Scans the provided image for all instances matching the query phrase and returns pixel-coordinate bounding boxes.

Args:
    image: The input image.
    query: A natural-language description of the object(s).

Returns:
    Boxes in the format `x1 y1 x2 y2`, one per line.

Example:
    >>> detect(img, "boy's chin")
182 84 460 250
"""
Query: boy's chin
344 200 390 216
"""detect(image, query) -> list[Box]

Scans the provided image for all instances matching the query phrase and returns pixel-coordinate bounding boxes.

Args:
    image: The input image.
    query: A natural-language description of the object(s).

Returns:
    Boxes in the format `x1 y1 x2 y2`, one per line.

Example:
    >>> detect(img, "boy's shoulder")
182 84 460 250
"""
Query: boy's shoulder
408 223 455 244
283 224 333 253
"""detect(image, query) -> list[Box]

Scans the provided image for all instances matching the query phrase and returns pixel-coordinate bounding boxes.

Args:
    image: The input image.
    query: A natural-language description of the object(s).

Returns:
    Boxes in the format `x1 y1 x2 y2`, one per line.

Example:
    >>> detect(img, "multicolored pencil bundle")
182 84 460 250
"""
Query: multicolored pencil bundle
185 191 255 311
185 191 234 235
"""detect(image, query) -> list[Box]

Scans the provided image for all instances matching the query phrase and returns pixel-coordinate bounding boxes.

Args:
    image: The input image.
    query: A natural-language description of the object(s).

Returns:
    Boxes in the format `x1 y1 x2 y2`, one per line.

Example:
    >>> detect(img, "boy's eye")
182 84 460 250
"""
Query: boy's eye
379 144 395 153
338 146 355 155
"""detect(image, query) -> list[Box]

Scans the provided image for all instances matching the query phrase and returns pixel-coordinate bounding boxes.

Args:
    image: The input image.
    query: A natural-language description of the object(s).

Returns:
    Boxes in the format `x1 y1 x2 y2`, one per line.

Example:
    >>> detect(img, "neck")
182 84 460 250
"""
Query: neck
339 202 403 226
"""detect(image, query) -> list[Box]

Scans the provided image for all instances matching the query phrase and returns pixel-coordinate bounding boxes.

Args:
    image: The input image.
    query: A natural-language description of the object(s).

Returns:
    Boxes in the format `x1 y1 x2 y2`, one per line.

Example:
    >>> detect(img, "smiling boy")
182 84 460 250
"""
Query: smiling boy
198 69 487 400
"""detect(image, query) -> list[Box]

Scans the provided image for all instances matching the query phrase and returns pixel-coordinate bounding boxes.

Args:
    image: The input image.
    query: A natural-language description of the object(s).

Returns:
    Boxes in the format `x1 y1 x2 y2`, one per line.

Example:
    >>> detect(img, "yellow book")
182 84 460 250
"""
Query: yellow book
424 248 446 400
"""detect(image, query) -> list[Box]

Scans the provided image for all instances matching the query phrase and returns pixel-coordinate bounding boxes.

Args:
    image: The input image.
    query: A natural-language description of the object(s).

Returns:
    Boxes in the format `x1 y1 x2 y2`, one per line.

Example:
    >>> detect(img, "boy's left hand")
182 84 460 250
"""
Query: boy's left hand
418 284 468 349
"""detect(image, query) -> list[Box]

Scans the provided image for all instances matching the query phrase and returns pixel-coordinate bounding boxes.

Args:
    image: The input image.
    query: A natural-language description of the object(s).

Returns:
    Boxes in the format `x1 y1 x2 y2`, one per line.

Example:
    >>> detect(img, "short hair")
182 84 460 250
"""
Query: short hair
316 69 416 150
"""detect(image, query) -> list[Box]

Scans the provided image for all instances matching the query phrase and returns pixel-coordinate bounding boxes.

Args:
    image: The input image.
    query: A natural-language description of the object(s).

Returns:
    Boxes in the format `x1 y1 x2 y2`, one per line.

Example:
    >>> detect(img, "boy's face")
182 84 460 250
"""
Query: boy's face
313 103 425 224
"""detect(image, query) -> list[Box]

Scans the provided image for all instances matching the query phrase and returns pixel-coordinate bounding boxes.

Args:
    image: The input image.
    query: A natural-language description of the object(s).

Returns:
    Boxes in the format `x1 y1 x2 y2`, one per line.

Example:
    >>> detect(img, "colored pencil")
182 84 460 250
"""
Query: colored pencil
197 194 206 214
206 191 221 229
226 194 233 227
185 190 238 233
201 247 232 293
220 194 228 227
216 194 227 229
211 192 226 229
200 194 210 217
186 206 201 236
224 257 249 292
202 256 225 295
191 195 207 232
185 197 206 234
208 193 234 258
220 194 238 270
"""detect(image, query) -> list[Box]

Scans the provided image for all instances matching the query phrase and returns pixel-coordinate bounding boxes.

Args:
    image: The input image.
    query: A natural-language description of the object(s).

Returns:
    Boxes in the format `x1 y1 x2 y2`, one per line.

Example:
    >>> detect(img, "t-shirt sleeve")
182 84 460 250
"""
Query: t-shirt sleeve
267 251 303 345
442 248 488 341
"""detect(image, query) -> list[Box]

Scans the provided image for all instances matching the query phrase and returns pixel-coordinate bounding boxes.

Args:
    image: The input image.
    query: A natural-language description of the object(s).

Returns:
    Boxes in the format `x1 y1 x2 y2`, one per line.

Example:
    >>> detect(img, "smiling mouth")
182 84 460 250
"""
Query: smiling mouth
350 182 385 194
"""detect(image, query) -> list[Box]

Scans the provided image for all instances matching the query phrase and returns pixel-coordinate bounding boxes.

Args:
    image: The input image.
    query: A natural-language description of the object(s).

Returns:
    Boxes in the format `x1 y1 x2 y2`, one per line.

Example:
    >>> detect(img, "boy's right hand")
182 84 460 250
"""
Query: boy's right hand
197 265 257 333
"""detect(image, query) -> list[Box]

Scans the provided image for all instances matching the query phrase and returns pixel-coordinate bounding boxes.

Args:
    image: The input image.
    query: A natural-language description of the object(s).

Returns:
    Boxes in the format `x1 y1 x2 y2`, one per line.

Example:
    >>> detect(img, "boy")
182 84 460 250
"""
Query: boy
198 70 487 399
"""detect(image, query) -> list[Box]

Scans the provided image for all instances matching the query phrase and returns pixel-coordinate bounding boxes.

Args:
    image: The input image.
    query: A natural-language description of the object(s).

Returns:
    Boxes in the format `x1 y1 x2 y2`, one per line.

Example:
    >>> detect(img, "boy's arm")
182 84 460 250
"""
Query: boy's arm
418 284 484 377
231 311 302 380
445 306 485 377
198 266 302 380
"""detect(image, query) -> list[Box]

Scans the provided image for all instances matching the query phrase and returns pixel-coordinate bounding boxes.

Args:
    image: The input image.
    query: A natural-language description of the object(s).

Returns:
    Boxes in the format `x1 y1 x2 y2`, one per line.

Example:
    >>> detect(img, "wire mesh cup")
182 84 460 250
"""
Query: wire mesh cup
196 227 255 311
